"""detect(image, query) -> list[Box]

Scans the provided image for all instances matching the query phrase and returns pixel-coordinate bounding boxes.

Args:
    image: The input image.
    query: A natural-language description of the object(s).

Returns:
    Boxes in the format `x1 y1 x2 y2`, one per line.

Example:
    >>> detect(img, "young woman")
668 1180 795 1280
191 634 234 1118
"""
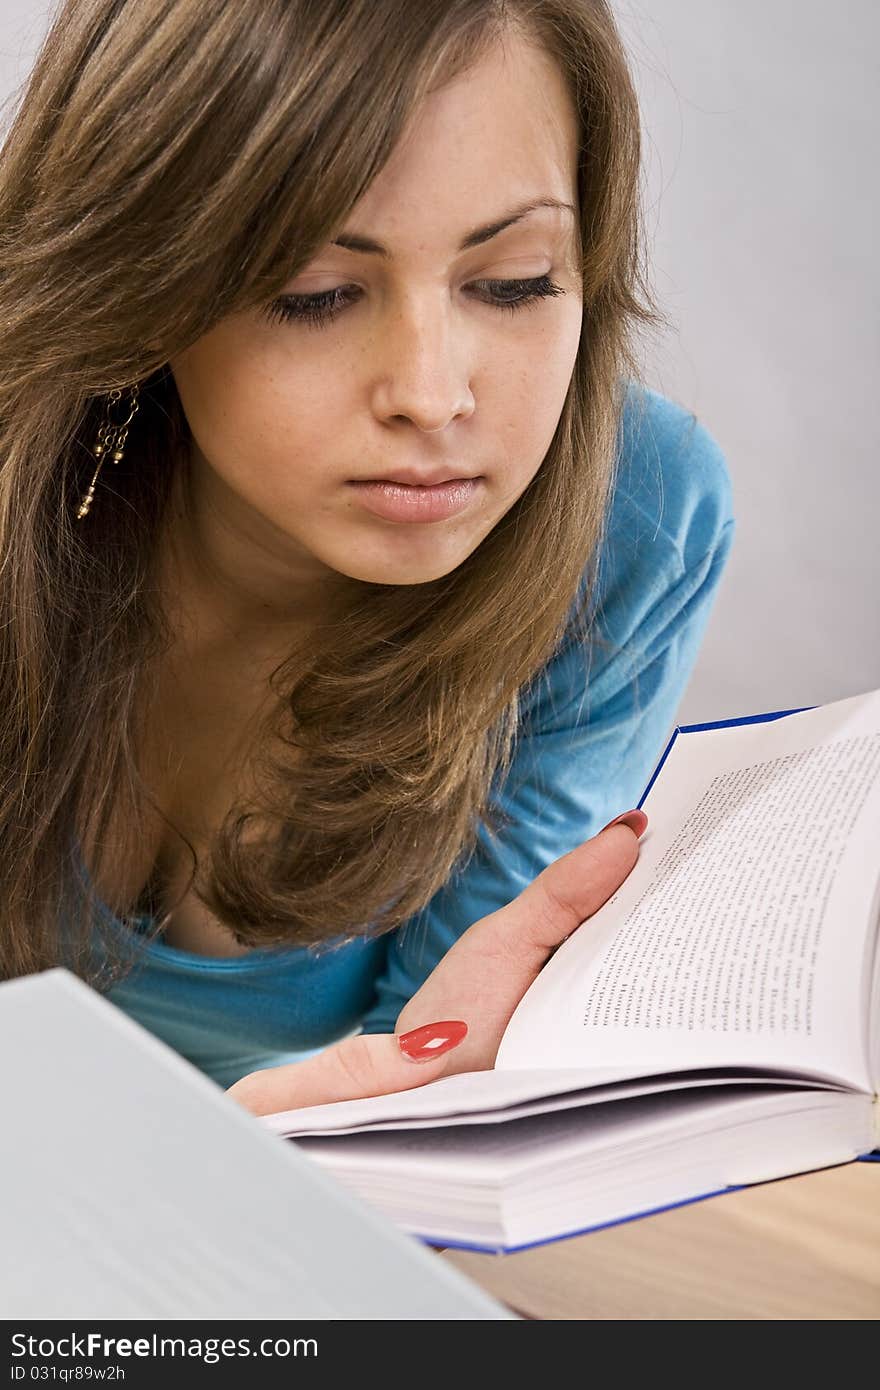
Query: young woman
0 0 733 1115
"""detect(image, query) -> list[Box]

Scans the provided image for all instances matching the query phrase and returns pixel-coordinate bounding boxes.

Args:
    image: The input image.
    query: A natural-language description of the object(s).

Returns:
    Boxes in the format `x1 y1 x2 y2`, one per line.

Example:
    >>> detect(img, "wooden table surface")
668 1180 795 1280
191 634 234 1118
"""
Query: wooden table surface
439 1160 880 1319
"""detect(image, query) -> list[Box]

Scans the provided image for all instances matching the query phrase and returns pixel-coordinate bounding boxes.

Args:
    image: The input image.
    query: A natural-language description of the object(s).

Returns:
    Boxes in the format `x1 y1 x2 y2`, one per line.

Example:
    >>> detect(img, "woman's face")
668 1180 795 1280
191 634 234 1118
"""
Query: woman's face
169 31 582 607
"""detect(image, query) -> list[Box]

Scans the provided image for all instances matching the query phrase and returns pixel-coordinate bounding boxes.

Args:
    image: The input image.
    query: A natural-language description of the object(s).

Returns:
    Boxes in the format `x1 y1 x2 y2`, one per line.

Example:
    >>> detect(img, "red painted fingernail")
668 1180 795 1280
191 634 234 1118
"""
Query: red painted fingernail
398 1020 468 1063
600 808 648 837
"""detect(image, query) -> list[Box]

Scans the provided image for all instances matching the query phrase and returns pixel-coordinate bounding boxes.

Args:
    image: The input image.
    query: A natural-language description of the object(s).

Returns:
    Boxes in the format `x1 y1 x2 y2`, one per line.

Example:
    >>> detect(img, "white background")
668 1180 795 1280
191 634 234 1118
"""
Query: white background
613 1 879 720
2 1 877 722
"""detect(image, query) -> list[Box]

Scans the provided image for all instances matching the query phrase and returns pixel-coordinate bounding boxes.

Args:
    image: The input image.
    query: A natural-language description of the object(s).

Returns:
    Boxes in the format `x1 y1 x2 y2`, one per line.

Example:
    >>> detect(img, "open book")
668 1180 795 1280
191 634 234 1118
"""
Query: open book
261 686 880 1255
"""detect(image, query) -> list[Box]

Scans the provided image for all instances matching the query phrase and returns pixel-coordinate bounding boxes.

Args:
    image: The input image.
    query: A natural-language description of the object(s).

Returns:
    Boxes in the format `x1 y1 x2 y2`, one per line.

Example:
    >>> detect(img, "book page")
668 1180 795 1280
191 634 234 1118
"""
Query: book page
497 688 880 1091
264 1068 823 1138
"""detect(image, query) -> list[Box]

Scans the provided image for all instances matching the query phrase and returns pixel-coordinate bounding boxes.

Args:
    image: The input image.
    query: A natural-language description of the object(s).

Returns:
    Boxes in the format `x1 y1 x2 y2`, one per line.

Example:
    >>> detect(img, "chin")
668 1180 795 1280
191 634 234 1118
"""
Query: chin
336 551 473 587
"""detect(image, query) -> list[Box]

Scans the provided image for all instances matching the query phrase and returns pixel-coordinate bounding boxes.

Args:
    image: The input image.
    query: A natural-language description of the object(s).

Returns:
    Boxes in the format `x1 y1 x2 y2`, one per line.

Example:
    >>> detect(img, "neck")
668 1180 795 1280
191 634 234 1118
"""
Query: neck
154 449 347 657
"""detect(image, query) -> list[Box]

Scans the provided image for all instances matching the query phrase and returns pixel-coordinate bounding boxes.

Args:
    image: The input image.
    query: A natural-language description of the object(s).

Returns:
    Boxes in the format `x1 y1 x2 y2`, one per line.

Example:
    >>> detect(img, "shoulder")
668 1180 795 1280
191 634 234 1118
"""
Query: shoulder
528 382 736 715
517 382 736 730
604 380 735 586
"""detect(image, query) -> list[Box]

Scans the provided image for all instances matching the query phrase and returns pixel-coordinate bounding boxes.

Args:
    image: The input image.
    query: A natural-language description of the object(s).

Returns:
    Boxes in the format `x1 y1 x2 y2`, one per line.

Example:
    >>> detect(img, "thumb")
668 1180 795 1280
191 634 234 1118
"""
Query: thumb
464 809 648 974
226 1019 468 1117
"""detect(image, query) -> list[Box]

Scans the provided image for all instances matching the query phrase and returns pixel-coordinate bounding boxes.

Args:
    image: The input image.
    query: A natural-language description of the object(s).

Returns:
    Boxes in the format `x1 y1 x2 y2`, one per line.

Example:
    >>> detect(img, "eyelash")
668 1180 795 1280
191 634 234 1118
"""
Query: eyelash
262 275 565 329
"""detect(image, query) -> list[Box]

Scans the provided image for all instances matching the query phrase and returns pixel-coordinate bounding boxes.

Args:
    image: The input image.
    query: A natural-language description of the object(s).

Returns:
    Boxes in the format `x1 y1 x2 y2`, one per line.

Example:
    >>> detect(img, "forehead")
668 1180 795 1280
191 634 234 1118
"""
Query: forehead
338 31 579 251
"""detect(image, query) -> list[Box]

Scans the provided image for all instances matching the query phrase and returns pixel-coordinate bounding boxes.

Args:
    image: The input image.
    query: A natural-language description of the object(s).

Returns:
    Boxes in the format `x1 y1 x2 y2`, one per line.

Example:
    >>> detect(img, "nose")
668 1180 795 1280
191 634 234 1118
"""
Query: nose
369 294 475 433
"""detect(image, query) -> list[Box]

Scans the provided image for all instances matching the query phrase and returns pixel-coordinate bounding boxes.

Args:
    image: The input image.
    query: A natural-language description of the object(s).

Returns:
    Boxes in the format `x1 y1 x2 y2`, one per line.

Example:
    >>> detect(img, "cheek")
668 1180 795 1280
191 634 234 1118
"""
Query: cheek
491 309 582 476
171 338 332 496
172 339 267 463
531 300 582 403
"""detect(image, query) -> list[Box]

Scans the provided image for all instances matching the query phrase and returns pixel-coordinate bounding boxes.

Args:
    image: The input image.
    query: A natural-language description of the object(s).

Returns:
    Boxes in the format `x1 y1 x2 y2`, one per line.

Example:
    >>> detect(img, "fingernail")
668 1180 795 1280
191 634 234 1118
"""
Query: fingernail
398 1020 468 1063
600 808 648 837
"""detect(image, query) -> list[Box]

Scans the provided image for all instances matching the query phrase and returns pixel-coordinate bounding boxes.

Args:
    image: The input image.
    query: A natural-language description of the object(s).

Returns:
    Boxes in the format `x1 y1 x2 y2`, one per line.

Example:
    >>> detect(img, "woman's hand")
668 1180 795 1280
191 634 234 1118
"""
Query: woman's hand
226 809 647 1117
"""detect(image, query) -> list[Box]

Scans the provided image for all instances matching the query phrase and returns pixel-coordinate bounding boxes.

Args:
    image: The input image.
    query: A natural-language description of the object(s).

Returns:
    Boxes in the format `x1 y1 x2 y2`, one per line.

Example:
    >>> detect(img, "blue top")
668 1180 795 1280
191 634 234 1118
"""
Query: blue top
71 382 735 1090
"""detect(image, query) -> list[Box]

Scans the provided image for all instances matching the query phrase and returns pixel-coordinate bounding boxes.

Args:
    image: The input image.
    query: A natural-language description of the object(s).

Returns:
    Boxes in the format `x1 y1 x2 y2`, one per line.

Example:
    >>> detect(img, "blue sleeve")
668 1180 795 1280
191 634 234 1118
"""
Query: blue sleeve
358 383 735 1034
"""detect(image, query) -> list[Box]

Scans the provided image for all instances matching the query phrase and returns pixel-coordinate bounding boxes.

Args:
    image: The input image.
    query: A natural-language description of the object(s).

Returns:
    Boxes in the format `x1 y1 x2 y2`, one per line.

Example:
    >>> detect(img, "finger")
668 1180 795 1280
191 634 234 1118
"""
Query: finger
226 1020 468 1117
471 818 646 970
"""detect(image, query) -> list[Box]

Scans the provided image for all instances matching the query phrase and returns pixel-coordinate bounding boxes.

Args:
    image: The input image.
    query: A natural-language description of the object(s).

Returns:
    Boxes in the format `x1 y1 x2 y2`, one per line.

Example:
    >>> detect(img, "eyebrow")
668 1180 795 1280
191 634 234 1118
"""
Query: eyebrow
329 197 576 258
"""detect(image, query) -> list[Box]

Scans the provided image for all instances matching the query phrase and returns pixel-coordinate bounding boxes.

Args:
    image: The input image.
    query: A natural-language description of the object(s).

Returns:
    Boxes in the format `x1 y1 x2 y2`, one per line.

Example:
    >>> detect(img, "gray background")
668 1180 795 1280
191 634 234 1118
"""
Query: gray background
613 0 879 720
2 0 877 722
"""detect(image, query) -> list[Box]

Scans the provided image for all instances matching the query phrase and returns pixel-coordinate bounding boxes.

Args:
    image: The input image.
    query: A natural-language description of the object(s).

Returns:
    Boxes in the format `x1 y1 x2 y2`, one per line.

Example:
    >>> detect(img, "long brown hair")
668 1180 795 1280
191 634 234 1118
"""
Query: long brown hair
0 0 663 984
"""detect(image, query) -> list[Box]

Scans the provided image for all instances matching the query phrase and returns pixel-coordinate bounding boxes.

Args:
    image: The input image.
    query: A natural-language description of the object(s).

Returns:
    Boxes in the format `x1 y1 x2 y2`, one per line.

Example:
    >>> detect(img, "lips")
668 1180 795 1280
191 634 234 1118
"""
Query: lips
355 471 476 486
346 476 483 523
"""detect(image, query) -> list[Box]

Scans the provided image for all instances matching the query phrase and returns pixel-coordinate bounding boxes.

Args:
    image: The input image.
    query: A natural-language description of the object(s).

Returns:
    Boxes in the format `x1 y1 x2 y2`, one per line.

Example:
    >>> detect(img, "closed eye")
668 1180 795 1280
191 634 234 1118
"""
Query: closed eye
263 274 566 329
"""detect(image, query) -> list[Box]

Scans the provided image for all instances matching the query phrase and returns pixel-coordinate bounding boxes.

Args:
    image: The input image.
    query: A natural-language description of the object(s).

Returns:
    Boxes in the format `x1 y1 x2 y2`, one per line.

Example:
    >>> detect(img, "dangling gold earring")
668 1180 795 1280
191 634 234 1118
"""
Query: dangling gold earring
76 381 141 521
